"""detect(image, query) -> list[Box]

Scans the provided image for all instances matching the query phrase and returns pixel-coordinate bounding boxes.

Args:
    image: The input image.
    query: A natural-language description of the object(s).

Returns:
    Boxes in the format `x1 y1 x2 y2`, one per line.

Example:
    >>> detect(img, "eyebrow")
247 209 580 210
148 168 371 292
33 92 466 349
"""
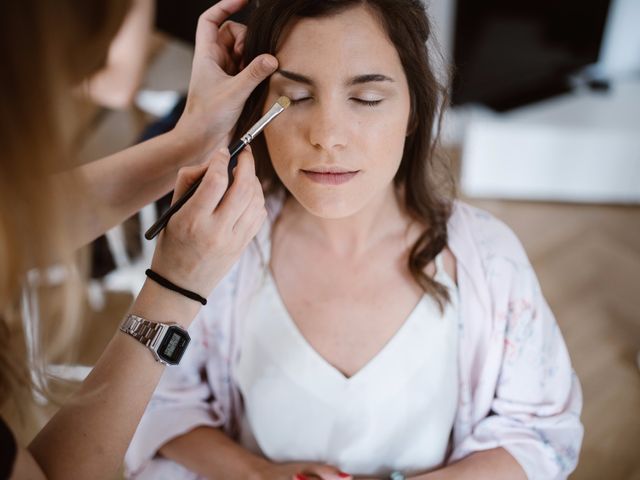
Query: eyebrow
275 69 395 86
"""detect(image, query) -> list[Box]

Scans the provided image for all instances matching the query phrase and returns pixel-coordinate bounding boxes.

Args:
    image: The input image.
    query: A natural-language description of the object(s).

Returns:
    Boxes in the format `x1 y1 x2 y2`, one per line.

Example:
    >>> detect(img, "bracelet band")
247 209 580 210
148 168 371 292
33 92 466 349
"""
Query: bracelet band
145 269 207 306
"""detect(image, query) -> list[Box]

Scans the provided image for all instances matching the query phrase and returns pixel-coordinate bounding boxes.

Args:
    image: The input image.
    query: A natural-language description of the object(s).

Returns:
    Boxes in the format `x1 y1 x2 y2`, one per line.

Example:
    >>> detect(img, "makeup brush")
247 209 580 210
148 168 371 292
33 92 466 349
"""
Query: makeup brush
145 96 291 240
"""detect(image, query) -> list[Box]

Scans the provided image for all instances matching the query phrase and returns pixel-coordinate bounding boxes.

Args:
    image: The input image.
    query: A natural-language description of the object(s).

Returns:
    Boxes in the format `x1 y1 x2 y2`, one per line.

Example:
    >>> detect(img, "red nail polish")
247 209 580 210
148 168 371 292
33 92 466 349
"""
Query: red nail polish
294 475 309 480
338 473 351 479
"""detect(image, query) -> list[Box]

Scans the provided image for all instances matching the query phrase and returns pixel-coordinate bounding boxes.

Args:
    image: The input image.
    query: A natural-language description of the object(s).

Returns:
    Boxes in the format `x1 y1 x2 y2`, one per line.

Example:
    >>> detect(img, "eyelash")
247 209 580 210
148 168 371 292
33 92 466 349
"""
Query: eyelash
289 97 383 108
356 99 383 107
289 98 310 106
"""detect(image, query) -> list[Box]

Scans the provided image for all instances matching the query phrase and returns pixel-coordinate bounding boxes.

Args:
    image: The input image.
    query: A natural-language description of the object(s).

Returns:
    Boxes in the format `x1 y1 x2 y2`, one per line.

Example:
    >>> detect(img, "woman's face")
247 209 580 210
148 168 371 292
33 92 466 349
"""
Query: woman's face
263 5 412 219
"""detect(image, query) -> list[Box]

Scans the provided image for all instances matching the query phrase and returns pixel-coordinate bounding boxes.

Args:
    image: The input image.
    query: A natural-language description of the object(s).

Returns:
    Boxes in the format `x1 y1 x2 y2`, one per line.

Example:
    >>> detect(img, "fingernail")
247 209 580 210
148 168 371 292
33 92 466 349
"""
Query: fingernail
338 473 352 479
262 56 278 70
294 475 309 480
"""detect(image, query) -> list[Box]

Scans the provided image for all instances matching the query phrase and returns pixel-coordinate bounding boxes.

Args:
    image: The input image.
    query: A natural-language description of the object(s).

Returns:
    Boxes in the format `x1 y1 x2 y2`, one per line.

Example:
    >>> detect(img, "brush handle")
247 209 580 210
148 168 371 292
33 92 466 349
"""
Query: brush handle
144 139 246 240
226 138 246 183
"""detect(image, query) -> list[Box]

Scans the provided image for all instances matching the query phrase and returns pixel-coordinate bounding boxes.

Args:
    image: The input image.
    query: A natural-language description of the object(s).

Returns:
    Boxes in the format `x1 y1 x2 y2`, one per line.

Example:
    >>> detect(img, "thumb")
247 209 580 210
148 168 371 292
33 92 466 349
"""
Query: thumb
233 54 278 98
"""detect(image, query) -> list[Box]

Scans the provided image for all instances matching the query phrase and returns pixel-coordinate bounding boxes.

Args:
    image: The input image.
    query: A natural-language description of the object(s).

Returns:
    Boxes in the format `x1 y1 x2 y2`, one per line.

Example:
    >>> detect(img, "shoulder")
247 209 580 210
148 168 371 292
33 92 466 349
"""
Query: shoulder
449 200 531 267
448 201 541 313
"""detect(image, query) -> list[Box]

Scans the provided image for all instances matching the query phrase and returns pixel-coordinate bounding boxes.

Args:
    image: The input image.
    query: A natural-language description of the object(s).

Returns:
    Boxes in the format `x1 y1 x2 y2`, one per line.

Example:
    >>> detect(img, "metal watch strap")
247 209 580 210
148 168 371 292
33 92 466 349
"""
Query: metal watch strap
120 314 164 348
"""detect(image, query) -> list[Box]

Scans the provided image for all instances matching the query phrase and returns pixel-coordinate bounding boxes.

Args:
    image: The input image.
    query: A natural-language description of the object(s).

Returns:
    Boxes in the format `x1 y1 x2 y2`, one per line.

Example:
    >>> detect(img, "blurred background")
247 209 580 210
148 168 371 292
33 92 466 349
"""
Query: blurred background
9 0 639 478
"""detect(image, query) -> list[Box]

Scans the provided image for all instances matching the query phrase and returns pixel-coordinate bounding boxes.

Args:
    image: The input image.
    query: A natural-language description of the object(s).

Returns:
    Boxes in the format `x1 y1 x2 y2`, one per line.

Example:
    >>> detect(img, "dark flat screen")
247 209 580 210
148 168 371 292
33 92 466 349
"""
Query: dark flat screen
452 0 612 111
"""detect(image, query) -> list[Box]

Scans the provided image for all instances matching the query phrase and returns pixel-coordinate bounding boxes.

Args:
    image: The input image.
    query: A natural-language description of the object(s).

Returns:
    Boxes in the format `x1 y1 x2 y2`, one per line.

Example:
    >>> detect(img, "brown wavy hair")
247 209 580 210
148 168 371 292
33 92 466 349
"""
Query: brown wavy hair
237 0 455 309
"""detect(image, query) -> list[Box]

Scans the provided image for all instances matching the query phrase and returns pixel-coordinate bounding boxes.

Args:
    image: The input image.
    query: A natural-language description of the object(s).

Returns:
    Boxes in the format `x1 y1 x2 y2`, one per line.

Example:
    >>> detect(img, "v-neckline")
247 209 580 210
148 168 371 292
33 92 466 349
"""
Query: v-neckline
258 210 455 387
263 268 430 384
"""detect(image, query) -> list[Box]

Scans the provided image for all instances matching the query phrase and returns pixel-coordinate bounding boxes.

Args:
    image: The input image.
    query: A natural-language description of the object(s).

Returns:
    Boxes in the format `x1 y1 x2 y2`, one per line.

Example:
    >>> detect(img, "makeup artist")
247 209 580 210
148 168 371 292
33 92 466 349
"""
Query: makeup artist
0 0 275 478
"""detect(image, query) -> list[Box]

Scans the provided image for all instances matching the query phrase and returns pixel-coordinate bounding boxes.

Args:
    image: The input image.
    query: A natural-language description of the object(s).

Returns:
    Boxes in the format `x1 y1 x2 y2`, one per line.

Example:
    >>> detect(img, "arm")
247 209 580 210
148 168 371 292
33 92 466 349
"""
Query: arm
159 427 351 480
445 212 583 479
410 448 526 480
28 279 201 479
28 137 266 479
57 128 204 249
159 426 265 479
60 0 278 250
84 0 155 109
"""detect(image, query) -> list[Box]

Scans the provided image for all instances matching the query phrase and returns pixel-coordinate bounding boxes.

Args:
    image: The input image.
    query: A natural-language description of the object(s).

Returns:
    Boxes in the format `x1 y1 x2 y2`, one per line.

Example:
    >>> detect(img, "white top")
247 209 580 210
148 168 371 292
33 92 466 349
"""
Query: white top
234 252 460 478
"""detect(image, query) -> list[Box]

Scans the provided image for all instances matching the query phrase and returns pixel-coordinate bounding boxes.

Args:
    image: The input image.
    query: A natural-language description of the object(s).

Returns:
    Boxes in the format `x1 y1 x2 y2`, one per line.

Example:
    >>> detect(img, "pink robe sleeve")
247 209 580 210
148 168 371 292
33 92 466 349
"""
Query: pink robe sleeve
451 213 583 479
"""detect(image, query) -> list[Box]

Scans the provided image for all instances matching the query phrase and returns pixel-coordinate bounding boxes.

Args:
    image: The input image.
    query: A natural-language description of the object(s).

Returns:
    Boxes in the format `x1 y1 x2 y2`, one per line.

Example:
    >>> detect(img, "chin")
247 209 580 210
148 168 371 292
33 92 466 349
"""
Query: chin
290 188 366 219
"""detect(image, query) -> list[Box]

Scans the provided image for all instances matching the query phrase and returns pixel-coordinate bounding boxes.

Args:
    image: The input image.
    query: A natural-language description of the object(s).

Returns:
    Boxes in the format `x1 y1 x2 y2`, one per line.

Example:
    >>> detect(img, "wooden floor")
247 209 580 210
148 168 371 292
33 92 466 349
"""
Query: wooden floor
467 199 640 480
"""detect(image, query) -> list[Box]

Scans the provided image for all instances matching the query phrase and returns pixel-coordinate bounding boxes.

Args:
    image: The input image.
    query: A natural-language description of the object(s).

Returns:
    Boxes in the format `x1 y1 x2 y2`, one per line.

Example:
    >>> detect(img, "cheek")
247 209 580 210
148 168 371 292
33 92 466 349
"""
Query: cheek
263 121 298 174
263 102 314 162
358 108 410 170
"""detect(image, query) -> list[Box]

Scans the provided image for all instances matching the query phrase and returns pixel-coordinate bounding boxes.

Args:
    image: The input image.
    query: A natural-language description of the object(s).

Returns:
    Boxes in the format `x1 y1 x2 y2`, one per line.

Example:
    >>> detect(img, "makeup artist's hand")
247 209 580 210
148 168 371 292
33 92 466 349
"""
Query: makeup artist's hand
174 0 278 164
149 147 266 298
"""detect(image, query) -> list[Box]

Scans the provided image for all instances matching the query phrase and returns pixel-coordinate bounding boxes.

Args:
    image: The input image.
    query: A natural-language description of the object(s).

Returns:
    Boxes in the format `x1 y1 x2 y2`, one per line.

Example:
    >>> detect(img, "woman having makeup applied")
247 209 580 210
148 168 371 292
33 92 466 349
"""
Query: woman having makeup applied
126 1 583 479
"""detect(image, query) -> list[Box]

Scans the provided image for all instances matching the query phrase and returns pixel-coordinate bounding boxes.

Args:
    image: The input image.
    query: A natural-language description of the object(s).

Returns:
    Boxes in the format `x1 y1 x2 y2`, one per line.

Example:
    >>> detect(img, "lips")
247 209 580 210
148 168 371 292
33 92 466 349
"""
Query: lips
301 169 360 185
303 167 358 174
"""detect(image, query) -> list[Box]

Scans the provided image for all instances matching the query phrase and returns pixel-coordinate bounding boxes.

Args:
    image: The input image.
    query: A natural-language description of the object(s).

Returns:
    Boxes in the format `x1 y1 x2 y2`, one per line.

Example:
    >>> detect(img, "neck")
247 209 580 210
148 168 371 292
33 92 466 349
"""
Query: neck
284 186 409 258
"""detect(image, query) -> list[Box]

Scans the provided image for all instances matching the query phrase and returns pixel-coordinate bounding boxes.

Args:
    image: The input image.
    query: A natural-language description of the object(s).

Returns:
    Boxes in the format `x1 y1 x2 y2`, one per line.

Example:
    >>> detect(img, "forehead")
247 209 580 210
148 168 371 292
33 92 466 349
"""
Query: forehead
275 6 404 79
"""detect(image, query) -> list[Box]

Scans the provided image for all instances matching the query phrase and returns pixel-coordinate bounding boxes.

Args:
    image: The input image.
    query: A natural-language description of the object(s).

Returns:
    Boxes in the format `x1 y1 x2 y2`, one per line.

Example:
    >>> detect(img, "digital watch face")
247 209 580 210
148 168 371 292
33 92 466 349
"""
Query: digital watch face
157 326 190 365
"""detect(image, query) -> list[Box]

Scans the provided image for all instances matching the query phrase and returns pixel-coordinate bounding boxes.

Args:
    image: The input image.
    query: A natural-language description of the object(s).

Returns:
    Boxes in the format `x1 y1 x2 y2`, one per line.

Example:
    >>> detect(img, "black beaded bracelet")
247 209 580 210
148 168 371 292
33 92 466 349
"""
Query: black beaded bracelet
145 269 207 306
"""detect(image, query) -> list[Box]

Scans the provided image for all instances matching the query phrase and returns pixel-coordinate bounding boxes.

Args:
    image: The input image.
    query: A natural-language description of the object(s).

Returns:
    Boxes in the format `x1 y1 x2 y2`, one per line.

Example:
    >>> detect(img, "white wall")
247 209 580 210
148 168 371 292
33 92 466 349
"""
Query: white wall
424 0 456 65
598 0 640 77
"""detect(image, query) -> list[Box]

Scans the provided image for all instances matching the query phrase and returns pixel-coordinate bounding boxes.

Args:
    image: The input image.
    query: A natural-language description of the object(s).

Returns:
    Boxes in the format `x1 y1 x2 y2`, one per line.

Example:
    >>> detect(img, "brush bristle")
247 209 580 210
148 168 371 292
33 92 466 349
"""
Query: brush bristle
277 96 291 109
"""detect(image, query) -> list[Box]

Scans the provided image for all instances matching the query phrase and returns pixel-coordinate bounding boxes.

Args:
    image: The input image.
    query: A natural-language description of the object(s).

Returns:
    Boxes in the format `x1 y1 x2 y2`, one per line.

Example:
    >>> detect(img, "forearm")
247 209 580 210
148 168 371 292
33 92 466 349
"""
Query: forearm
60 128 211 248
28 280 202 480
85 0 155 109
160 426 267 480
414 448 527 480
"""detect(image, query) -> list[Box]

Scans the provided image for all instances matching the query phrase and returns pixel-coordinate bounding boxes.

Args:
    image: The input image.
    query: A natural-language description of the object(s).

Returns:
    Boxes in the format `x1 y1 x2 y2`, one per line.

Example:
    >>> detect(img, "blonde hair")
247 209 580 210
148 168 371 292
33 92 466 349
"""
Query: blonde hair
0 0 131 410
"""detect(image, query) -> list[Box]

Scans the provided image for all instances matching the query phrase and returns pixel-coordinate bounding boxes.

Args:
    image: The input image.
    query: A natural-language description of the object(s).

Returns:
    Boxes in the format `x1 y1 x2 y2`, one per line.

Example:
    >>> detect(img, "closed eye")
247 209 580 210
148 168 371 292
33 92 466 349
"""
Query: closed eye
289 97 383 107
352 98 383 107
290 97 312 105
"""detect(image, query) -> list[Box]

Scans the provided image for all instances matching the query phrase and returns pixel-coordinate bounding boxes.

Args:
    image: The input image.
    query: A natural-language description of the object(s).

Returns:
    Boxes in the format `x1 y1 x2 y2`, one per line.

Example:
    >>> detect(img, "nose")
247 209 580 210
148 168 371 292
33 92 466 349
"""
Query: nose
307 100 348 152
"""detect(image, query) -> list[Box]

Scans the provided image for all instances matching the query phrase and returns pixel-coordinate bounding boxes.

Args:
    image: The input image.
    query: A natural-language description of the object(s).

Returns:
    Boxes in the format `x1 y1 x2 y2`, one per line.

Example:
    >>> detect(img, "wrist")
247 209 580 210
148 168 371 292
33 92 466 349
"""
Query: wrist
171 116 225 168
415 470 449 480
131 278 202 328
164 126 202 167
244 456 271 480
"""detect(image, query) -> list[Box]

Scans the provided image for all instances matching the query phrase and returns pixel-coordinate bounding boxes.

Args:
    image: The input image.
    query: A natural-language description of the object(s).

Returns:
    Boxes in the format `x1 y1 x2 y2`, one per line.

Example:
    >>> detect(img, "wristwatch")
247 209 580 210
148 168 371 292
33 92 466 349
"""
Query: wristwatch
119 314 190 365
